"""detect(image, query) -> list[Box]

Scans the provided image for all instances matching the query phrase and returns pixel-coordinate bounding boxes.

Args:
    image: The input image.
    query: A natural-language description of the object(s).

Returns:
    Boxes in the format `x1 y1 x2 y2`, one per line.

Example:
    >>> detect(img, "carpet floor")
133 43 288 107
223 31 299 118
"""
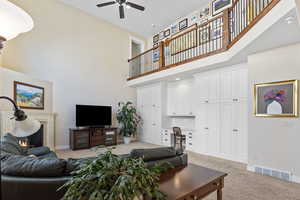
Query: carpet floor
56 142 300 200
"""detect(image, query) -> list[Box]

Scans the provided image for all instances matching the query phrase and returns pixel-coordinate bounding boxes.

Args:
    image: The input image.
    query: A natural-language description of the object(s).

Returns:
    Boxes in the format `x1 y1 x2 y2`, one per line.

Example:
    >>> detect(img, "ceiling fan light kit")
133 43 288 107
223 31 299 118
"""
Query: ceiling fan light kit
97 0 145 19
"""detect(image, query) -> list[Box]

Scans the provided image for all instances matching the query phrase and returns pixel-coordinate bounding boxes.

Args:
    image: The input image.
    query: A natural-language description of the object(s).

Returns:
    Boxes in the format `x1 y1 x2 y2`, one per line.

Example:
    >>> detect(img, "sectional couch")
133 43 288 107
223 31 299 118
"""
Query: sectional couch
0 133 188 200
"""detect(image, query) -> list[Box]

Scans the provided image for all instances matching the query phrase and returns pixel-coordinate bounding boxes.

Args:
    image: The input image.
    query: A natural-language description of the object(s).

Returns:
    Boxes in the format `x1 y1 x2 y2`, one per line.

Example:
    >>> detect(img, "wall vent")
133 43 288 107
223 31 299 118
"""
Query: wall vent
254 166 292 181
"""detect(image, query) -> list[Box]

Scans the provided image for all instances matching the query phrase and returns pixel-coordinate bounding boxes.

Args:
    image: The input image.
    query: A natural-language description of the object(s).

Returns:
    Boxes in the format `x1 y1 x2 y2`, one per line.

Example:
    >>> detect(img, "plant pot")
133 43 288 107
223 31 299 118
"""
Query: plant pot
123 136 132 144
267 100 283 114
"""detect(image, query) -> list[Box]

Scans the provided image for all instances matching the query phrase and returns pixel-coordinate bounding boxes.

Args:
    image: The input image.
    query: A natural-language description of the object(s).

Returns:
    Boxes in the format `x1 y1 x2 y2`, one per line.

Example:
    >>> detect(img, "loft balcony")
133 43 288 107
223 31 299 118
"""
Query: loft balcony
127 0 298 84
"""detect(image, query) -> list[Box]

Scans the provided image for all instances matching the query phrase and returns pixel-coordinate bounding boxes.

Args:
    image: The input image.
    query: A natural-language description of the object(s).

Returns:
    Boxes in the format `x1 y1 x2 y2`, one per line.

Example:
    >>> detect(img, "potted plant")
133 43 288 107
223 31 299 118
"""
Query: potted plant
60 151 168 200
116 102 141 144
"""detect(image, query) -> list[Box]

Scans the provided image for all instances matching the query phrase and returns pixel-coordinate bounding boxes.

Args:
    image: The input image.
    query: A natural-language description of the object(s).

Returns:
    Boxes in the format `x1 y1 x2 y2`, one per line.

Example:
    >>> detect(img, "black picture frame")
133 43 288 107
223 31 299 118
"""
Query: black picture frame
153 34 159 44
179 18 188 31
164 29 171 38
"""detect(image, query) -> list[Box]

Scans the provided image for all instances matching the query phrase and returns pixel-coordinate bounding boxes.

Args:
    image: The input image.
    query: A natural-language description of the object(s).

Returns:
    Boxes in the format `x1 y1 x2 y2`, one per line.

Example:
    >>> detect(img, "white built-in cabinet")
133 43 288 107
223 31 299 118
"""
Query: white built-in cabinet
194 66 248 163
137 65 248 163
167 79 194 116
137 83 163 145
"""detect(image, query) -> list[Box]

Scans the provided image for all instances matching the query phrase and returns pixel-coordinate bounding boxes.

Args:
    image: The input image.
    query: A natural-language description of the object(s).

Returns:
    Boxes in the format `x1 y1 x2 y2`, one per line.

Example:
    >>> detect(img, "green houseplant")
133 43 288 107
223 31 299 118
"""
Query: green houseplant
116 102 141 144
60 151 168 200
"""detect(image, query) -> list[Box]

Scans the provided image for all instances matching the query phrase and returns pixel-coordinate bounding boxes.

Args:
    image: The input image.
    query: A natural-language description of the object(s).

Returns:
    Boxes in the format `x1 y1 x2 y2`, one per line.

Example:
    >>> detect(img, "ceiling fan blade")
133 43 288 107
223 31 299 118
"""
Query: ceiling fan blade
119 5 125 19
97 1 116 7
126 2 145 11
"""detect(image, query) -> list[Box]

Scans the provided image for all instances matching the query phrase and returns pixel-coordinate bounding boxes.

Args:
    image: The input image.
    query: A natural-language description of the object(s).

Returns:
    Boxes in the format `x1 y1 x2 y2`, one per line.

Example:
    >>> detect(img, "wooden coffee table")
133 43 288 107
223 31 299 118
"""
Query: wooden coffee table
159 164 227 200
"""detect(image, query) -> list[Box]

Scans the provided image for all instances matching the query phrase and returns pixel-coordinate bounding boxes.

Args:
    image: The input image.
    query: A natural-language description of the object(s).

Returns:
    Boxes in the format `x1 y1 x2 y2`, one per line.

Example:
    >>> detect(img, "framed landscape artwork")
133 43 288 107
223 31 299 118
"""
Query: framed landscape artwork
254 80 298 117
153 34 159 44
211 0 233 16
14 81 45 110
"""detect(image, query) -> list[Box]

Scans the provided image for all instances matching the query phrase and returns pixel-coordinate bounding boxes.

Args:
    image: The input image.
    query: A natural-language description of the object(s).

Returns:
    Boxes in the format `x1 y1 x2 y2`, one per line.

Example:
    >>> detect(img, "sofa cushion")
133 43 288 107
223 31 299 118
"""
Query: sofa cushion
26 146 51 156
1 154 66 177
130 147 177 162
0 133 23 155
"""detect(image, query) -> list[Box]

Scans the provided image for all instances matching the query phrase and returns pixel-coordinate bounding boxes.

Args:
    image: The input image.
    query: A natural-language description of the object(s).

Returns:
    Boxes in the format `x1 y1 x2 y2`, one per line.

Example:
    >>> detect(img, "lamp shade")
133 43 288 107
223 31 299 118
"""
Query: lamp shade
12 117 41 137
0 0 34 41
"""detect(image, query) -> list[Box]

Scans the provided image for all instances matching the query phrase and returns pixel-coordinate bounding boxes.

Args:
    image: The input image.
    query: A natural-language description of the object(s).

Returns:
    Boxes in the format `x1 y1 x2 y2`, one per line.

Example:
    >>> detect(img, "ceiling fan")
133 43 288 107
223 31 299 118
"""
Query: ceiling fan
97 0 145 19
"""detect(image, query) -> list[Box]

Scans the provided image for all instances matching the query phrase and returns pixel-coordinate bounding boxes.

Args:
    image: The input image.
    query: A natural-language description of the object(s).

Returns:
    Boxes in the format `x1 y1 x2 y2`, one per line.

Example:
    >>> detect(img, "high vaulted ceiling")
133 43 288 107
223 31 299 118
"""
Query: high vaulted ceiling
60 0 210 38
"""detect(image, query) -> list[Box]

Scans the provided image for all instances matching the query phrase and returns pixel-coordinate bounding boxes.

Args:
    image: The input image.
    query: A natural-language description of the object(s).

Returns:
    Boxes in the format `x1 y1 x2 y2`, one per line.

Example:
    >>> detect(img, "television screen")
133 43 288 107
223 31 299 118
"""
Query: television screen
76 105 112 127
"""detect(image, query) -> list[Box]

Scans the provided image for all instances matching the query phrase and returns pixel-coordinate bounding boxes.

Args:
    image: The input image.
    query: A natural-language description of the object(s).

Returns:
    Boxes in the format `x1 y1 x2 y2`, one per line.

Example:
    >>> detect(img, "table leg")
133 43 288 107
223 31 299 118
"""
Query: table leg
217 188 222 200
217 178 224 200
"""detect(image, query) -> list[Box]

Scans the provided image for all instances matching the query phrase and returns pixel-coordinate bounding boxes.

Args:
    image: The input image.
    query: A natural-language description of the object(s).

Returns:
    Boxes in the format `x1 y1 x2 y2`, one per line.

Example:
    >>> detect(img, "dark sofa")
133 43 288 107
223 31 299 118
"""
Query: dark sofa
1 133 188 200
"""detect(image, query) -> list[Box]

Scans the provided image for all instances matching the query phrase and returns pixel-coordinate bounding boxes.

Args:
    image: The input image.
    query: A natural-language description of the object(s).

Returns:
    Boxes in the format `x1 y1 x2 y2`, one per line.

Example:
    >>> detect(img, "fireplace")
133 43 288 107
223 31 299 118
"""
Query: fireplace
18 124 44 148
1 111 55 150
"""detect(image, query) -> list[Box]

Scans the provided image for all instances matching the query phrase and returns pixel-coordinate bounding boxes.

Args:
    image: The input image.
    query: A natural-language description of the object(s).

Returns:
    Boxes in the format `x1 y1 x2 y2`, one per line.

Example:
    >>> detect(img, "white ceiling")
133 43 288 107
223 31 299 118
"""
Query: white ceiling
60 0 210 38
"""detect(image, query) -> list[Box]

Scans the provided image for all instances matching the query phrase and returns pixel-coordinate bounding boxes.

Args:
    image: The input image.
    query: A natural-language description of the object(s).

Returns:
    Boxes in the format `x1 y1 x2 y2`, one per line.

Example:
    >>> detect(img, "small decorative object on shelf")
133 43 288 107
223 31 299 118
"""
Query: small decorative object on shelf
254 80 298 117
200 7 211 23
211 0 233 16
179 18 188 31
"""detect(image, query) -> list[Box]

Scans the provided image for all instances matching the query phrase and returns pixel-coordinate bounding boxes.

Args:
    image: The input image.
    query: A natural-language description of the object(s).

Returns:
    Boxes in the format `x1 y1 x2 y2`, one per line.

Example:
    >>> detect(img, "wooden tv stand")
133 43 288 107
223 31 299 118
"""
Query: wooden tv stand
69 127 118 150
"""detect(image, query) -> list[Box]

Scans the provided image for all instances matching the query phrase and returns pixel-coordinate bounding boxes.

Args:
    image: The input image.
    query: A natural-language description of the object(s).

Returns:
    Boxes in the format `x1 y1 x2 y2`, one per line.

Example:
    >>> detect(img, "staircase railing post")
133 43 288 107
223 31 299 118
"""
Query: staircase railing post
222 8 230 50
159 41 165 69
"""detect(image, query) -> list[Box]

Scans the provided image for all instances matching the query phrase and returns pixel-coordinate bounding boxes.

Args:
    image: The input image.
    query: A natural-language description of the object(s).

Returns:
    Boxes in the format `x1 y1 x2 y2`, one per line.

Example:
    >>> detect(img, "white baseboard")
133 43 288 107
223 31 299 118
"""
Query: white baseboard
55 145 70 150
247 164 300 184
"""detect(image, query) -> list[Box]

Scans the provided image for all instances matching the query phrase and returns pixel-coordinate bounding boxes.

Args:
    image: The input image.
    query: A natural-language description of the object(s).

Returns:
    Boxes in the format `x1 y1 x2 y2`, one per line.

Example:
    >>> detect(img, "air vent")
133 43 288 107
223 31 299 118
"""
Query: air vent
254 166 291 181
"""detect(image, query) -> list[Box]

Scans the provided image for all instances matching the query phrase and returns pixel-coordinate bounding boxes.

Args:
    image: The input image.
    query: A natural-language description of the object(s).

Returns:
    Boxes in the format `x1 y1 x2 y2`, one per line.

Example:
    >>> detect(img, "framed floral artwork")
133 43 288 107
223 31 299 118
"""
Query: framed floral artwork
254 80 298 117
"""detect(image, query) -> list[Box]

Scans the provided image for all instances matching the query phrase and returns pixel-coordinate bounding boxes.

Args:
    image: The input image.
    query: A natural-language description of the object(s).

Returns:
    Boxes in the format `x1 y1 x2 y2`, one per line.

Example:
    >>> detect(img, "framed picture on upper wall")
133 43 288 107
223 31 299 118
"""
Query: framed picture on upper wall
153 34 159 44
179 18 188 31
211 0 233 16
171 24 178 35
254 80 298 117
14 81 45 110
164 29 171 38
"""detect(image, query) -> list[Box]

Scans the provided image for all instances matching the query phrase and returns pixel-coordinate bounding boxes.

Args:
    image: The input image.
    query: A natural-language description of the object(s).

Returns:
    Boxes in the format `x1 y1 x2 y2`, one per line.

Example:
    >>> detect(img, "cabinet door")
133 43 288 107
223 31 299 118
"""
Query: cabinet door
195 102 209 154
220 71 233 101
220 102 233 158
208 74 220 101
232 68 248 100
232 101 248 162
207 103 219 155
167 84 177 115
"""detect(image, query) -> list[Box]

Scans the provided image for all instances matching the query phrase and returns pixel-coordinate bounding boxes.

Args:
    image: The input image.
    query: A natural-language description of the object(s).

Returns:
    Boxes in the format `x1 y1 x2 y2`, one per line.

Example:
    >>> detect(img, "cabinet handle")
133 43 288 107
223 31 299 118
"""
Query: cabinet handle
189 133 192 135
189 112 193 115
173 112 176 115
233 129 239 132
205 100 209 103
233 98 239 102
152 104 156 107
189 143 192 145
205 127 209 130
152 123 156 126
189 136 192 139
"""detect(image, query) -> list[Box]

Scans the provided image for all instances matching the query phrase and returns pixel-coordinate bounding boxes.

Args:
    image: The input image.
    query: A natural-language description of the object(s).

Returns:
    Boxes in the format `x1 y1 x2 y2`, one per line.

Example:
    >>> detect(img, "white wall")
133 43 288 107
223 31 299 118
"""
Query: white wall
248 43 300 177
1 0 145 148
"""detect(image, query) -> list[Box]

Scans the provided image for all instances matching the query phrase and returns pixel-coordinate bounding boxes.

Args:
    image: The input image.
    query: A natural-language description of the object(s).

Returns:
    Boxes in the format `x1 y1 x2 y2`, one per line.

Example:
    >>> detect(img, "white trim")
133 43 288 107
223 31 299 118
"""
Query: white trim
292 175 300 184
247 164 300 184
55 145 70 150
129 36 145 59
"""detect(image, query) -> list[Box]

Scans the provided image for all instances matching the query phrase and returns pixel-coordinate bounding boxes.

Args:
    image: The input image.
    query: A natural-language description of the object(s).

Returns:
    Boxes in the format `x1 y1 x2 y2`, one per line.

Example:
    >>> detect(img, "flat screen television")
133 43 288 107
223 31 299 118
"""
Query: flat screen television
76 105 112 127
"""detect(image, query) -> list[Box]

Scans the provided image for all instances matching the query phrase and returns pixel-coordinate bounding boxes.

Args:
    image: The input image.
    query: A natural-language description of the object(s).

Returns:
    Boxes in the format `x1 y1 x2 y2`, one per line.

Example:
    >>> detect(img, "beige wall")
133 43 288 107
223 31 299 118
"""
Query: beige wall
296 0 300 19
248 43 300 177
2 0 145 148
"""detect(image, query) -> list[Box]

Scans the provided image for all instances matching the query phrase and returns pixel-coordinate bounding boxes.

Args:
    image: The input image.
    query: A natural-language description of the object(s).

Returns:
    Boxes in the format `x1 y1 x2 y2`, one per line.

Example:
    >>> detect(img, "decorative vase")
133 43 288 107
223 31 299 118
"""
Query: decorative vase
123 136 132 144
267 100 283 114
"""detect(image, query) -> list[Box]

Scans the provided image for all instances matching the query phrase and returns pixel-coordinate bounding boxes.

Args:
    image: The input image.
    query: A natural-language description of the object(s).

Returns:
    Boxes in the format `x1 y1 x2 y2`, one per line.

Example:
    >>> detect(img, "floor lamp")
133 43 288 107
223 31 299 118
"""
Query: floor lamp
0 96 41 137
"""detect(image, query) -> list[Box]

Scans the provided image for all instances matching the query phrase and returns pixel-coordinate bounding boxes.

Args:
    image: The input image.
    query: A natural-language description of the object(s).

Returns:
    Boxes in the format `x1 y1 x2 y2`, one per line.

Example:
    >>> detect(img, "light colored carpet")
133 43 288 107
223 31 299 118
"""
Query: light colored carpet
57 142 300 200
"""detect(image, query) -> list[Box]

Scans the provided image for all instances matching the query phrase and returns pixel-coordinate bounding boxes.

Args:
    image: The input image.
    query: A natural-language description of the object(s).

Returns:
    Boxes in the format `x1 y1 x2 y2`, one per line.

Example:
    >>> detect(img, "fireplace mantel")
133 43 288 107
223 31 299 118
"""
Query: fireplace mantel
0 111 56 150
